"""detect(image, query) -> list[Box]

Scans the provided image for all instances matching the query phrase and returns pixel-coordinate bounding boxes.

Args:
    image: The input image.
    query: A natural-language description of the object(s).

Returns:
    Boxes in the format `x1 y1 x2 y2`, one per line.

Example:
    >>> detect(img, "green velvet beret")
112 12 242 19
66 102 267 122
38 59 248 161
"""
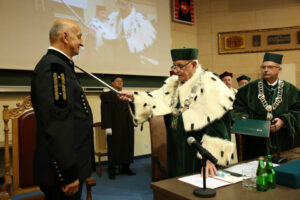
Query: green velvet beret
171 48 198 61
219 71 233 79
236 75 251 82
263 52 283 64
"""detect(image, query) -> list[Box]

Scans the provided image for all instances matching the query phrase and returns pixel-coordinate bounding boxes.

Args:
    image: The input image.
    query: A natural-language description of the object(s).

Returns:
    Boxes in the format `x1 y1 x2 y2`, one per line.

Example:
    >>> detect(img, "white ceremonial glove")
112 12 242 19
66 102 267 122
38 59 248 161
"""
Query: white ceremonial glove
105 128 112 136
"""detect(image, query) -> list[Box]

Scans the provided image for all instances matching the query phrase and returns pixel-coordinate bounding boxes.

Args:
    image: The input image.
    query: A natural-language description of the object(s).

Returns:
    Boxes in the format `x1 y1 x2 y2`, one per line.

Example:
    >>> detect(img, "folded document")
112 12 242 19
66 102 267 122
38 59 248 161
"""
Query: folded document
231 118 270 138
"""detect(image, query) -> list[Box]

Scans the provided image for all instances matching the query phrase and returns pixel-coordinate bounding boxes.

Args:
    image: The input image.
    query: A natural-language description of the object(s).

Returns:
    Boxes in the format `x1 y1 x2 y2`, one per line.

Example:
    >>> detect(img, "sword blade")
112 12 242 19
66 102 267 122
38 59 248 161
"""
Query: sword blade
74 65 119 94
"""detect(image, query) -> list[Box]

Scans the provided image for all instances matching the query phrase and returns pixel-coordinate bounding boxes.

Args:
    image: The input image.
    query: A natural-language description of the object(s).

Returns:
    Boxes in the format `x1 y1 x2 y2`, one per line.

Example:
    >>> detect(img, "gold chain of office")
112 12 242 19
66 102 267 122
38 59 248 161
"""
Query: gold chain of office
257 79 284 121
170 70 206 130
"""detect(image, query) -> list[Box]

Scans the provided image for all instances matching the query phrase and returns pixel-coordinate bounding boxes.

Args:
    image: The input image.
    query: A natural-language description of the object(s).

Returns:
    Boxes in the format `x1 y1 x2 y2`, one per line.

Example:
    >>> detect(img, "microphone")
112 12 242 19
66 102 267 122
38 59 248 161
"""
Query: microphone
187 137 218 165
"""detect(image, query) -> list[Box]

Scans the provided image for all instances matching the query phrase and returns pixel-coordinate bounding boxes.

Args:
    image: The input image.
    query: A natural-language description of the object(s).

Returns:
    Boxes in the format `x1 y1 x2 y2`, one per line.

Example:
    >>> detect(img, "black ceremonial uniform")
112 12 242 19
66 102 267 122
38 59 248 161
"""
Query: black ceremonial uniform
31 49 94 192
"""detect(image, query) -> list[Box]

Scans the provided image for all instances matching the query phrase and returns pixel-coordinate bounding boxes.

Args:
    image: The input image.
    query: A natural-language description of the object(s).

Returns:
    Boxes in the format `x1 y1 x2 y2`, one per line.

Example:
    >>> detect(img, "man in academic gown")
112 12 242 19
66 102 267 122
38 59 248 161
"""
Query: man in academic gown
119 48 236 178
236 75 251 87
231 52 300 160
219 71 238 95
100 76 135 179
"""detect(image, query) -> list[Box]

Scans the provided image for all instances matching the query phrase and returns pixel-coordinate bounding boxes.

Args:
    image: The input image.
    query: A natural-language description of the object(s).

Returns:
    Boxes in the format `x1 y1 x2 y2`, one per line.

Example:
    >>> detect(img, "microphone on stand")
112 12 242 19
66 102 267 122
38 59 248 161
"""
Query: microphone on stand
187 137 218 165
187 137 216 198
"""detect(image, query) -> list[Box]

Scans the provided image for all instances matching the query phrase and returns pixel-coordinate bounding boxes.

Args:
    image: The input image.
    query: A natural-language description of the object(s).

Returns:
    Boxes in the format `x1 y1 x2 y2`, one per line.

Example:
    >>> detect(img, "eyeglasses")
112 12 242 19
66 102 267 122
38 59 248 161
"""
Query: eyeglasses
260 65 279 70
170 61 192 70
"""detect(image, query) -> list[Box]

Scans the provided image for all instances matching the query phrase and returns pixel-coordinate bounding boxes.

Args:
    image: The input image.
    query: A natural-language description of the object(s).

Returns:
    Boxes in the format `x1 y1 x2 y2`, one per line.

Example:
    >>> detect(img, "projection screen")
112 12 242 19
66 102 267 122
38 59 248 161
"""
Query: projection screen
0 0 171 76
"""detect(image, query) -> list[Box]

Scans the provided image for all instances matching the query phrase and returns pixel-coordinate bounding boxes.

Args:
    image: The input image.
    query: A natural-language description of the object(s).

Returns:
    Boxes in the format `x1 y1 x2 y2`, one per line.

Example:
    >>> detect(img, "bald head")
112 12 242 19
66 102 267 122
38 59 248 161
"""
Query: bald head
49 18 77 43
49 18 83 58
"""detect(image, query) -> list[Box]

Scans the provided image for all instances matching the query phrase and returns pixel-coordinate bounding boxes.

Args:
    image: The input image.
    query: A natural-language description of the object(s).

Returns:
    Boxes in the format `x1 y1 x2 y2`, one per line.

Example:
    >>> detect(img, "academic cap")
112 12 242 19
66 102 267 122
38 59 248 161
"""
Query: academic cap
263 52 283 64
219 71 233 79
236 75 251 82
171 48 198 61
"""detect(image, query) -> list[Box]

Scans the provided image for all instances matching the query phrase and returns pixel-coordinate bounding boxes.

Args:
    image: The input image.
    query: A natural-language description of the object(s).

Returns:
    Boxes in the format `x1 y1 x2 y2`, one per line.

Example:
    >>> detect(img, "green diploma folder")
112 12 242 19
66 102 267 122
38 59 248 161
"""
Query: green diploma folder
231 118 270 138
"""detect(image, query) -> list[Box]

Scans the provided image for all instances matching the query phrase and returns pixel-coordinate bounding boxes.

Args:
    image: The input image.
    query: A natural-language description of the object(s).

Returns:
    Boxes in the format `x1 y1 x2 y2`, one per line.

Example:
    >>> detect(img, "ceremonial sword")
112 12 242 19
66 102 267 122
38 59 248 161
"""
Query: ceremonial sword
74 65 120 94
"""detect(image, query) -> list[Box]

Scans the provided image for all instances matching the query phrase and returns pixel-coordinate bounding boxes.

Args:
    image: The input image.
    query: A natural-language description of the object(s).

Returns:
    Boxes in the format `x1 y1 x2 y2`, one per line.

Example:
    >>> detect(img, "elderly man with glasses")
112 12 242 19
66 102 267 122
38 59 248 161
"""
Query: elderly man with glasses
119 48 236 178
231 52 300 161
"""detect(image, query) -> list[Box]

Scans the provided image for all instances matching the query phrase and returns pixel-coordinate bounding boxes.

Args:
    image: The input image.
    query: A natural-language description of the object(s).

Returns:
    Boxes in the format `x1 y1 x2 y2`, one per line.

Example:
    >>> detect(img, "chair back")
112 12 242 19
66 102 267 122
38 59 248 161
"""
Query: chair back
3 96 40 196
149 116 167 181
17 109 37 187
93 122 107 155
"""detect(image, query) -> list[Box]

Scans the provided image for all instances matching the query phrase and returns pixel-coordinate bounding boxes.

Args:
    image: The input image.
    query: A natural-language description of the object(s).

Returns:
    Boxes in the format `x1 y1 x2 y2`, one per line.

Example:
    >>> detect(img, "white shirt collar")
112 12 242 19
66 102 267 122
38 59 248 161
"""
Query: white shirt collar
267 79 278 86
48 46 72 61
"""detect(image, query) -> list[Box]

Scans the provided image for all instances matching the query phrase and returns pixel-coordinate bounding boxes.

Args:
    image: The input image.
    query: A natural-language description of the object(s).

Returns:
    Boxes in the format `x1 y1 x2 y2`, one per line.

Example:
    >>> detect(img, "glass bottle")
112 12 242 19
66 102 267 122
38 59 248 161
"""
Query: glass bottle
256 156 268 192
266 154 276 189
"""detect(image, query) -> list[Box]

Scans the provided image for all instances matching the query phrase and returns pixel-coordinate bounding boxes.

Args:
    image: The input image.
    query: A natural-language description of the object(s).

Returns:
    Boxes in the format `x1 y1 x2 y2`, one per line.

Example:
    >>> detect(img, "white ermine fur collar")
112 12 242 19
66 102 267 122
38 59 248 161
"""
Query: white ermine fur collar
132 64 235 132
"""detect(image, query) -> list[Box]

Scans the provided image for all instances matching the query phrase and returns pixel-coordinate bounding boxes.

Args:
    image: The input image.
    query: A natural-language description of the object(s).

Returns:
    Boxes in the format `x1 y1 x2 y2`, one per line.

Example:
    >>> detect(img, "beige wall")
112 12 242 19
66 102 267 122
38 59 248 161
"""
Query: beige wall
171 0 300 88
0 90 152 158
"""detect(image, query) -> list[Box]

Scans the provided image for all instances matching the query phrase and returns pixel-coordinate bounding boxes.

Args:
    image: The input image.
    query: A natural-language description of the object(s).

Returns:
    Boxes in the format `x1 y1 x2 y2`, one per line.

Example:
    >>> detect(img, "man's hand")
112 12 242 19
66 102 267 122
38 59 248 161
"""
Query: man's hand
201 160 217 178
270 117 284 132
118 91 134 101
61 179 79 196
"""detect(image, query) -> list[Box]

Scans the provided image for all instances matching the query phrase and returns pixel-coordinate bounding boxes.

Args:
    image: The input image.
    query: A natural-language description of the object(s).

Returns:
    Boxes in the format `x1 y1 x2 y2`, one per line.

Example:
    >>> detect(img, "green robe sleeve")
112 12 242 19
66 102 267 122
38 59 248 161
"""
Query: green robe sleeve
278 84 300 135
206 112 232 141
230 86 251 120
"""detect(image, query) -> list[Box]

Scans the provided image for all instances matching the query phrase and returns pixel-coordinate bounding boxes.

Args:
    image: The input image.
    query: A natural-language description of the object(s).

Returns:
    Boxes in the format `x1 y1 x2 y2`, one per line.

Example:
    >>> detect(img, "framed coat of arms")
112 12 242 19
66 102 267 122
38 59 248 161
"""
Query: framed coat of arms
173 0 195 25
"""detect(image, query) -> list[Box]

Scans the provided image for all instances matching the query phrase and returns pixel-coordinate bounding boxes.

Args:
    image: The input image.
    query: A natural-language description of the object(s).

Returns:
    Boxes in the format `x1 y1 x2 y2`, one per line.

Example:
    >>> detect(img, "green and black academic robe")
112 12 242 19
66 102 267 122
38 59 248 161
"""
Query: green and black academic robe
131 66 236 178
100 91 135 167
231 79 300 160
165 112 232 178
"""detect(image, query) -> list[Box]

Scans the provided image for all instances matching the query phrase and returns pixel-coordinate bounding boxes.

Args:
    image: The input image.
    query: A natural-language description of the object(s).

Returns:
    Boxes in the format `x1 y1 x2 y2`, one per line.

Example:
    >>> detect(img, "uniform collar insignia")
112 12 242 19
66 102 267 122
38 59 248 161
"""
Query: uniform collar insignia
47 49 75 71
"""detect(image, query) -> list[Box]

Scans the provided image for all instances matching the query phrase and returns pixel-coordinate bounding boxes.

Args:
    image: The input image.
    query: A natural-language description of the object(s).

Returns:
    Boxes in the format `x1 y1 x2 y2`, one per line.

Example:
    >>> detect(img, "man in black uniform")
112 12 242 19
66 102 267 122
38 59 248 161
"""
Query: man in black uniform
100 76 135 179
31 18 94 200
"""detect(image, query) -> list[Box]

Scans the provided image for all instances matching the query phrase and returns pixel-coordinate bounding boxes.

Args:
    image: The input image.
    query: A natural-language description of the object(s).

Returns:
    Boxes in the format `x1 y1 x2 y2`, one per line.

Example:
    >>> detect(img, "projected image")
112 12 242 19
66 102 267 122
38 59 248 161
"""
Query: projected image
83 0 158 66
87 2 157 54
0 0 170 76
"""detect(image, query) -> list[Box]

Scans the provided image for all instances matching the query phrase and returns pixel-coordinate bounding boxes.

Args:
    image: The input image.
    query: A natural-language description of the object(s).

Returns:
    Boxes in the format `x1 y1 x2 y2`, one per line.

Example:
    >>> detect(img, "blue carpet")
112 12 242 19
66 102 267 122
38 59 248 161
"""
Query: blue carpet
10 156 153 200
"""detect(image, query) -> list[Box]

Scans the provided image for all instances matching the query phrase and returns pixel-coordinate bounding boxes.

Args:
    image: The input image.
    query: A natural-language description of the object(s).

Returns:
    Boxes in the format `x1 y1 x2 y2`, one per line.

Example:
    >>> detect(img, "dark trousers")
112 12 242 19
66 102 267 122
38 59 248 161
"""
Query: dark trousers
107 135 130 170
40 182 83 200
